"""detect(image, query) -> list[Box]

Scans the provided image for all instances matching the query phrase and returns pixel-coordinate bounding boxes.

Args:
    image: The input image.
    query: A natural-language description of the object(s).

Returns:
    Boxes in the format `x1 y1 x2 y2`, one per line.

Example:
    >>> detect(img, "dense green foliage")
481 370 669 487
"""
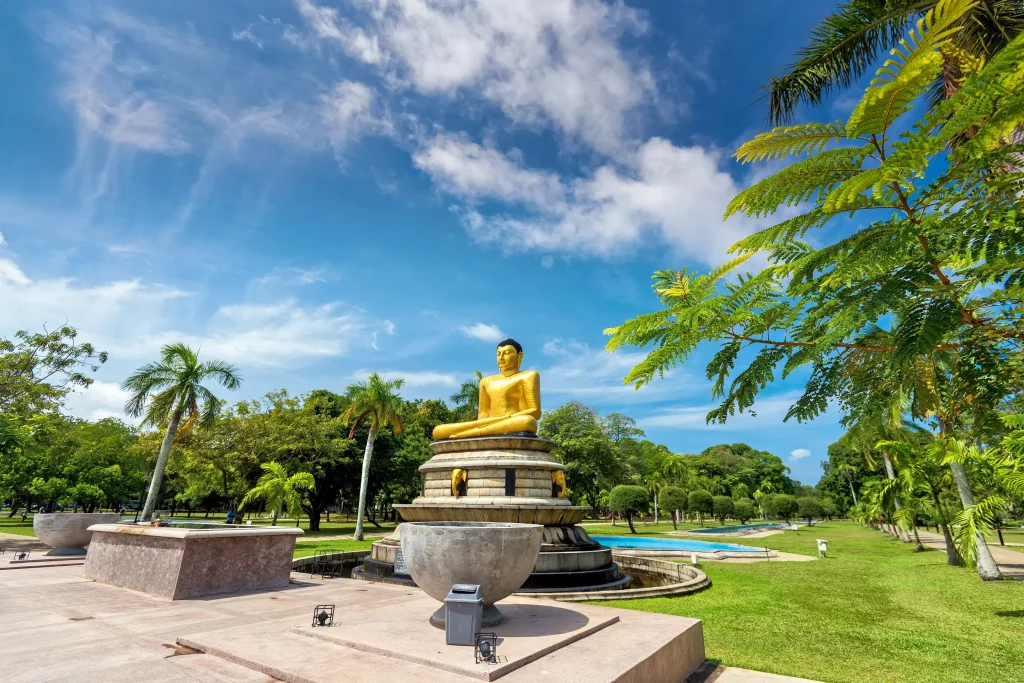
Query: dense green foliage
797 496 825 524
0 327 107 419
688 489 714 525
765 0 1024 125
608 0 1024 578
734 498 756 522
712 495 735 524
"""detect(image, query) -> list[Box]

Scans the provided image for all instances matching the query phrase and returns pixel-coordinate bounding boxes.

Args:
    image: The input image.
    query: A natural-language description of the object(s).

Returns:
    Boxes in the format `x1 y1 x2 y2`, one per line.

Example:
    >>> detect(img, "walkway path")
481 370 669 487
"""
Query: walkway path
915 530 1023 579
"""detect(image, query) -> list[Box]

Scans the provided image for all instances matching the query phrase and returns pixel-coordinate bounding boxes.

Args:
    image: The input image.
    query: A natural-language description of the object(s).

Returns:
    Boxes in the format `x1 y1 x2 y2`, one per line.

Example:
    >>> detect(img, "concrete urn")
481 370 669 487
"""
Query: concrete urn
33 512 121 555
400 521 543 627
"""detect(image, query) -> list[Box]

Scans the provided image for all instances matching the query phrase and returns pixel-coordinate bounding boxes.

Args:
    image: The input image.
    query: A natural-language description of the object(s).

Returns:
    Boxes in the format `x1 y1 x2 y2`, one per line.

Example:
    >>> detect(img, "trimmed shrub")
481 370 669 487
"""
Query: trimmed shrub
768 493 798 521
609 485 649 534
659 486 688 530
797 497 824 525
712 495 734 525
734 498 756 523
688 489 713 526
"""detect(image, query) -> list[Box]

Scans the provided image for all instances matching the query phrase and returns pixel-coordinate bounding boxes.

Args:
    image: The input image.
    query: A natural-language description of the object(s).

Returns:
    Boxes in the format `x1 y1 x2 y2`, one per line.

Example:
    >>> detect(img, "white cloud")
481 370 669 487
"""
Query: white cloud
790 448 812 461
413 134 563 207
347 369 457 388
320 80 390 153
539 338 695 404
638 392 804 430
0 251 390 371
46 22 188 155
421 135 755 263
460 322 505 343
258 267 330 286
64 381 134 422
232 25 265 50
149 300 394 368
296 0 654 155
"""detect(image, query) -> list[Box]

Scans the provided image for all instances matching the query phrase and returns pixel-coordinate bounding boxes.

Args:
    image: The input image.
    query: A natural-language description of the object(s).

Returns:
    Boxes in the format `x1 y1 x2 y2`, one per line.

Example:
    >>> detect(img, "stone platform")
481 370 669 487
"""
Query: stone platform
177 579 705 683
84 523 302 599
0 563 826 683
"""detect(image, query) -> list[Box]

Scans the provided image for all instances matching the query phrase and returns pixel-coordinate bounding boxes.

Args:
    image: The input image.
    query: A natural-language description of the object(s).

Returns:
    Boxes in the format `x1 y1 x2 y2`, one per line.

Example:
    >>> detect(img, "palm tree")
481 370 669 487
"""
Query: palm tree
645 474 664 525
240 462 315 526
663 453 688 486
765 0 1024 125
342 373 405 541
123 343 241 521
449 370 483 421
835 463 859 505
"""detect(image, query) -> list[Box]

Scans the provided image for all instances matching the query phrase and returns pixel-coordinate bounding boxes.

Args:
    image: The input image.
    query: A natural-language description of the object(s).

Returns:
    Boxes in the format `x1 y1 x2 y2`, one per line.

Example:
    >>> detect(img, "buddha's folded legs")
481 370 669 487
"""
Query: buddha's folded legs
447 415 537 439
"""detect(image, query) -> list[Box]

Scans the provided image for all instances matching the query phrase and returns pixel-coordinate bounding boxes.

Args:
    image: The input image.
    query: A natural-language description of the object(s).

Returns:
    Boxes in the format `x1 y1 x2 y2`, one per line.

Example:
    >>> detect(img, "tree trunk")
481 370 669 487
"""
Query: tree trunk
949 461 1002 580
672 510 678 530
997 527 1005 546
626 512 637 534
882 455 911 542
271 508 278 526
912 526 925 552
845 472 858 505
353 424 376 541
653 492 659 525
141 406 183 522
941 523 961 566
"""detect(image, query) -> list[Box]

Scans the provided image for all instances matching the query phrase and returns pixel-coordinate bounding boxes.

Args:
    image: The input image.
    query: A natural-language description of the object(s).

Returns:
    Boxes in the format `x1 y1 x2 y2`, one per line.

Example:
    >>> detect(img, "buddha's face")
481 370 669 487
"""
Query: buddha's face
496 345 522 375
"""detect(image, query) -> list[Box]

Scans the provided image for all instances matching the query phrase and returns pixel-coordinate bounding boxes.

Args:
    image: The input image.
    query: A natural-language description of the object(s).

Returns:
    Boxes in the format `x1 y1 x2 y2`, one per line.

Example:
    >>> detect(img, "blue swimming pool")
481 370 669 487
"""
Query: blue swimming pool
590 535 762 552
688 522 788 535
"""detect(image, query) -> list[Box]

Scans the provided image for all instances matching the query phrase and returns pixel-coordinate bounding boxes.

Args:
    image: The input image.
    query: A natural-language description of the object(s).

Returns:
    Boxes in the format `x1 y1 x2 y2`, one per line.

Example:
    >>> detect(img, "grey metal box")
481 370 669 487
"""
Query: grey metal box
444 584 483 646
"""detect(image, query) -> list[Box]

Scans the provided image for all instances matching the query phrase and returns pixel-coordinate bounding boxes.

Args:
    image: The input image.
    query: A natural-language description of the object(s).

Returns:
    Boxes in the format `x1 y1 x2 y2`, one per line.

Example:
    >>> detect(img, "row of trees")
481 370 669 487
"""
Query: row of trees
537 401 821 519
3 327 826 538
608 0 1024 579
608 483 828 534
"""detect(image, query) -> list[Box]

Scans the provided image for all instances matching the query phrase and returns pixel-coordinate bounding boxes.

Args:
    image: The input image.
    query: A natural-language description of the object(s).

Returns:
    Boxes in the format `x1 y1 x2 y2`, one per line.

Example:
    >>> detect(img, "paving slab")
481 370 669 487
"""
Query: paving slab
2 563 705 683
291 597 619 680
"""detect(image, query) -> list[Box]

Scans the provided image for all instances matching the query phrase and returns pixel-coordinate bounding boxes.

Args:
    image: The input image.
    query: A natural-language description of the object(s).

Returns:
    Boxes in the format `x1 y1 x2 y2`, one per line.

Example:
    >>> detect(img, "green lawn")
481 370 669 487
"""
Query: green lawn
293 539 374 558
592 521 1024 683
988 526 1024 551
0 515 38 537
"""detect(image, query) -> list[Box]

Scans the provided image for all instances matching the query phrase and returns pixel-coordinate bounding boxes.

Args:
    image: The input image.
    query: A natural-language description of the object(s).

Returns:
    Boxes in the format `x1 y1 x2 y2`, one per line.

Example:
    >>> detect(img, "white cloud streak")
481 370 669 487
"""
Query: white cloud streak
418 135 755 263
0 251 390 370
295 0 654 155
790 448 812 461
460 322 505 343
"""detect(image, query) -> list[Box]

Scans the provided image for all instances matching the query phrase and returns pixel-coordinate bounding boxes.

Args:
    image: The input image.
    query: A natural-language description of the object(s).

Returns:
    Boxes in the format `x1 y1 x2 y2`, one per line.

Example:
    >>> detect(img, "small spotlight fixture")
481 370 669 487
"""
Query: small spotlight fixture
474 632 498 664
312 604 335 627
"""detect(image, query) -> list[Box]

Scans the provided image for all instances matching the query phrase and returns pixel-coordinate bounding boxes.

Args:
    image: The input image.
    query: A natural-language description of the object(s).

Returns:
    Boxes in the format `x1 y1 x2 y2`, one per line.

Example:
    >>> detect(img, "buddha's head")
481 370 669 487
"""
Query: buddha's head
496 338 523 376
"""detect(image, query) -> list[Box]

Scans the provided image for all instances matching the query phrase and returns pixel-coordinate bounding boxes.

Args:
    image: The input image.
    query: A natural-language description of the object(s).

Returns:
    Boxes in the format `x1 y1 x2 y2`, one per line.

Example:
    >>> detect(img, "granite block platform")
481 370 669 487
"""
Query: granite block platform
84 523 302 599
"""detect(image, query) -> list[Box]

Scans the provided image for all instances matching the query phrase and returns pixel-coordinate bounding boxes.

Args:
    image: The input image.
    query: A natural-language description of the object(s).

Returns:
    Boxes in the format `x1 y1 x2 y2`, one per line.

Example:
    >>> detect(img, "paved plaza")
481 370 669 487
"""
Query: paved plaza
0 561 823 683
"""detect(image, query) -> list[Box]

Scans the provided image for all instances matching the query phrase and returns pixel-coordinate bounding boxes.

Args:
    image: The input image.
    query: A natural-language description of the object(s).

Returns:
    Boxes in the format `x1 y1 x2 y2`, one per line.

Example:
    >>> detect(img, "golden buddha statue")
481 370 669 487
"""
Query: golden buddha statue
432 338 541 440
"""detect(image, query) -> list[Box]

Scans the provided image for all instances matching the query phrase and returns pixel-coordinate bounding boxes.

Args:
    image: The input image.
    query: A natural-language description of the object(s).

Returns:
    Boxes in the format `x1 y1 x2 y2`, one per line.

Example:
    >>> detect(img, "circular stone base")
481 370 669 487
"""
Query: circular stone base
45 547 87 556
429 604 503 629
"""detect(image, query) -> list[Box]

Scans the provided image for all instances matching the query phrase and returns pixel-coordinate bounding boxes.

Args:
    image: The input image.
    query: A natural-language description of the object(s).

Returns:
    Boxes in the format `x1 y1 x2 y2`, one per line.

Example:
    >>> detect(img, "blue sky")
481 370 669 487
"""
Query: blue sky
0 0 855 485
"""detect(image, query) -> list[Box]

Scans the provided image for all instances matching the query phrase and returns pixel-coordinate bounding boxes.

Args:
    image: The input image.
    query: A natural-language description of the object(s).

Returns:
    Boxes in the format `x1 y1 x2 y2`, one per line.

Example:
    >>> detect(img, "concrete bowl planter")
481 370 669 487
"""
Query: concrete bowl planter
33 512 121 555
400 521 543 627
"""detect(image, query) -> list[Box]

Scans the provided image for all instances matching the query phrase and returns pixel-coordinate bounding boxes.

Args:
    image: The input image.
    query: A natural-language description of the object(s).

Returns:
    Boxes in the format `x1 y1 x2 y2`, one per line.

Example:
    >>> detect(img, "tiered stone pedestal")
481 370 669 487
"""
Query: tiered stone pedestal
356 436 627 593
